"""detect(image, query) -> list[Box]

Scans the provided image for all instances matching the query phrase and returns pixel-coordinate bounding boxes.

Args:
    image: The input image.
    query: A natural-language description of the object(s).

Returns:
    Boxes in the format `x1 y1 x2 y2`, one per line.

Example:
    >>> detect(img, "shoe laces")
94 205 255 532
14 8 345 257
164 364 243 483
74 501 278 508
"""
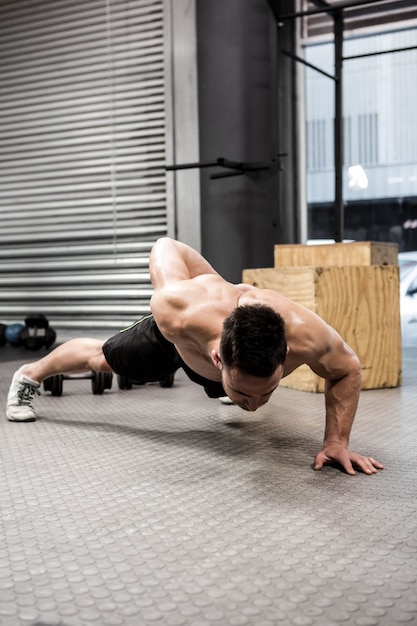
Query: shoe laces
17 380 40 406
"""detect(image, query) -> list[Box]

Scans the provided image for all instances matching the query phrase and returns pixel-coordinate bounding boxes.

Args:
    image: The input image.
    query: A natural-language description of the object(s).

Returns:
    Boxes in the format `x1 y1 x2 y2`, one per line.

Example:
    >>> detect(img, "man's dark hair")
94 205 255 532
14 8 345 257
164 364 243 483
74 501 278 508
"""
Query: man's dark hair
219 304 287 377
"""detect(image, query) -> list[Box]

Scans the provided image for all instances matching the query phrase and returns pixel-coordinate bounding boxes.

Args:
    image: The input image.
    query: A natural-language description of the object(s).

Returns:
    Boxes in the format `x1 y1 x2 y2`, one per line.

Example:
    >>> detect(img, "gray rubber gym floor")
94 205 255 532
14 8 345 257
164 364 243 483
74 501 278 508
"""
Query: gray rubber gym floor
1 344 416 626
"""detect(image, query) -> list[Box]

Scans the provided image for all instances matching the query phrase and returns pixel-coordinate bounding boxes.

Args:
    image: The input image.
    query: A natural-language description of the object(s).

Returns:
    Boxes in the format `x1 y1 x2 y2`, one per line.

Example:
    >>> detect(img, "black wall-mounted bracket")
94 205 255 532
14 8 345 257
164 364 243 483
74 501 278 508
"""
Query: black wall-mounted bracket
166 156 284 180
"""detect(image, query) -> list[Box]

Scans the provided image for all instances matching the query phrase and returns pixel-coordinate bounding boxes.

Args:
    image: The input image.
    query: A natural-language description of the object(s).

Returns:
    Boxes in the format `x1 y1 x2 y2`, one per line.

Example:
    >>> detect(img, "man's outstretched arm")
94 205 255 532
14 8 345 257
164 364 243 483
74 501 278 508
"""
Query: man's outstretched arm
314 368 383 475
309 332 384 475
149 237 220 288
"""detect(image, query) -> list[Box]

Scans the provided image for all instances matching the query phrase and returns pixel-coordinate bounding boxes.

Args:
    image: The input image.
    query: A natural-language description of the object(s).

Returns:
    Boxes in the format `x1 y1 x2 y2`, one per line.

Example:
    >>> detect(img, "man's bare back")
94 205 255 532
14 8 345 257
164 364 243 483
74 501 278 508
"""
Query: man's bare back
150 257 356 387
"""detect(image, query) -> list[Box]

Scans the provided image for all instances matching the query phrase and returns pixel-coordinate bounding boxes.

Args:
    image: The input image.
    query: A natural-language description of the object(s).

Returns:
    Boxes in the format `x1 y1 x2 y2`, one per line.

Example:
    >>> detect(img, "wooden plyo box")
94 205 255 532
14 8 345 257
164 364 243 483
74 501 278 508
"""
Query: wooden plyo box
242 265 402 392
274 241 398 268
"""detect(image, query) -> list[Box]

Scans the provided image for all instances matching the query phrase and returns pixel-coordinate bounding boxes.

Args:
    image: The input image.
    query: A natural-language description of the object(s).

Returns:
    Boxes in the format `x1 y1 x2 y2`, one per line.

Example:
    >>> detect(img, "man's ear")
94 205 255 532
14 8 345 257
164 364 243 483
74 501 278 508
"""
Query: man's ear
211 349 222 370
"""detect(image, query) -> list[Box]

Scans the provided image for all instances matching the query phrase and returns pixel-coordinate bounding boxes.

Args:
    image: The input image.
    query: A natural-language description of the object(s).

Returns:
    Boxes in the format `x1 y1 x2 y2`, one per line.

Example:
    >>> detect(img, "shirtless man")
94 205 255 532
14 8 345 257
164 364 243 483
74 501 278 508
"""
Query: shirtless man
6 237 383 476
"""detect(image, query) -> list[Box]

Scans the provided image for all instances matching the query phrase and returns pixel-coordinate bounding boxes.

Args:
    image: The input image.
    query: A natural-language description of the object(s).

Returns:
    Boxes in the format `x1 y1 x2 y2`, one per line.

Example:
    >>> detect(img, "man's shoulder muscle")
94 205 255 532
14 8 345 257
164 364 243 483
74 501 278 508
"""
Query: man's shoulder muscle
150 275 230 339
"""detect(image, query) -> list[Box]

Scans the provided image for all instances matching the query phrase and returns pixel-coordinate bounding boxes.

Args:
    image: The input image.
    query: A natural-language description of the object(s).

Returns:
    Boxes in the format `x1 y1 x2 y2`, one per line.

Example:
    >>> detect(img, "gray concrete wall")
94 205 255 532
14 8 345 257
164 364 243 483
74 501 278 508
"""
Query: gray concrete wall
196 0 296 282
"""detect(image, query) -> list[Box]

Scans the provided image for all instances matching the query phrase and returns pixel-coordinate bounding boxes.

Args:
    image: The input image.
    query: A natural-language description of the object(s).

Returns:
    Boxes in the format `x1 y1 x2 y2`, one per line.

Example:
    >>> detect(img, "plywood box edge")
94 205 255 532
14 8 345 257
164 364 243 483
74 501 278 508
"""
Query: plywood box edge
274 241 398 268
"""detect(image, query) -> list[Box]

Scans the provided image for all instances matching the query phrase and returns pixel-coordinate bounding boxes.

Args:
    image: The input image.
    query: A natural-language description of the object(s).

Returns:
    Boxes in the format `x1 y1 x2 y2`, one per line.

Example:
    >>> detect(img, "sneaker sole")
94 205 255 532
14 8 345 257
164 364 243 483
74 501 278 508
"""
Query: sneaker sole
6 414 36 422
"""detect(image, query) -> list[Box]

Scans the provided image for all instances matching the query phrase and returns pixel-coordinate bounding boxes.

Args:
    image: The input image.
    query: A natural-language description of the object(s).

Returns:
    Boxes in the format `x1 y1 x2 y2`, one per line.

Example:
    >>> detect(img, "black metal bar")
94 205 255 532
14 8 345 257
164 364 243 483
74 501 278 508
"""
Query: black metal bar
166 160 218 171
277 0 398 21
334 11 344 243
217 158 245 170
215 158 271 172
166 157 272 175
344 44 417 61
281 49 336 80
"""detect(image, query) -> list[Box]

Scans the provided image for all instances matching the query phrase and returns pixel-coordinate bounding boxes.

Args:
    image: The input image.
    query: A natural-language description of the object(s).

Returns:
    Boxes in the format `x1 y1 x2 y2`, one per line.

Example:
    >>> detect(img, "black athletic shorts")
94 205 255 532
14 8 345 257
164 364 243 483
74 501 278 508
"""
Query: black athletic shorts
102 315 226 398
102 315 181 384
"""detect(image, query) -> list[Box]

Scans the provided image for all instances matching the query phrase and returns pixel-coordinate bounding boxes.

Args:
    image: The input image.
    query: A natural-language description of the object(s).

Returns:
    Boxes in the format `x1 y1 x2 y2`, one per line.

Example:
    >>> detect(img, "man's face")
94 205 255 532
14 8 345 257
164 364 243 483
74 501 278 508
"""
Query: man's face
220 365 283 412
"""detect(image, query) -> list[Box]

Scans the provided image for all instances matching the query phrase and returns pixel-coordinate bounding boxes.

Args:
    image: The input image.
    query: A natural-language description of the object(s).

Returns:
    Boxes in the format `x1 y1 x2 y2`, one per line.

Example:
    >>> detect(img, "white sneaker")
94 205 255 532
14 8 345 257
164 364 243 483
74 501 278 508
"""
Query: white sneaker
219 396 235 405
6 365 40 422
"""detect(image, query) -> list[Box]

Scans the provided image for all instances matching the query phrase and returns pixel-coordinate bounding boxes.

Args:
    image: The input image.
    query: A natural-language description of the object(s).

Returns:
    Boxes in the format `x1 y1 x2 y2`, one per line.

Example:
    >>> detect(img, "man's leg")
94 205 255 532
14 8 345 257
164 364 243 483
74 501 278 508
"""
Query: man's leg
23 338 111 381
6 338 111 422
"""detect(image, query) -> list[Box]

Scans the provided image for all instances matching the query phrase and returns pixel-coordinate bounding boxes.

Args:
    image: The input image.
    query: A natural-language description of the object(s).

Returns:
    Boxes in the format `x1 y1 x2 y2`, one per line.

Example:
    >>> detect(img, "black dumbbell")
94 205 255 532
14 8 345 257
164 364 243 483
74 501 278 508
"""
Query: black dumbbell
20 314 57 351
0 323 7 347
159 373 175 388
117 375 133 390
43 371 113 397
43 374 63 396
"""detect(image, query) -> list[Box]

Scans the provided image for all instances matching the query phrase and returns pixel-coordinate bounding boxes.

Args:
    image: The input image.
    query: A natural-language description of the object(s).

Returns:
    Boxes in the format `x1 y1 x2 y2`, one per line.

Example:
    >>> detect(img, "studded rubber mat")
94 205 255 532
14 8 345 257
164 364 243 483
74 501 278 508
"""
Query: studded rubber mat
1 345 416 626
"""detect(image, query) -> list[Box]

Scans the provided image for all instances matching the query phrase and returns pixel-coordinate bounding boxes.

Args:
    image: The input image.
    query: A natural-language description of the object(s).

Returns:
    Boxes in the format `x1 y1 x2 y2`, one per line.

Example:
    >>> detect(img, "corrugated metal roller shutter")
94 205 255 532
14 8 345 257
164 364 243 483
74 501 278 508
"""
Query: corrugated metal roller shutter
0 0 168 333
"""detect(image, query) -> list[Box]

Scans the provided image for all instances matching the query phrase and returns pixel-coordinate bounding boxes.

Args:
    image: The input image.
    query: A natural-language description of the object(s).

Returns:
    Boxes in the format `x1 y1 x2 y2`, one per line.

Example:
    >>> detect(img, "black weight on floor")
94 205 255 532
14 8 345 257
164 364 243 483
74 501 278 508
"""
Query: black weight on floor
117 375 133 390
0 323 7 347
20 314 57 351
43 374 63 396
43 372 113 396
50 374 63 397
104 372 113 390
91 371 113 395
160 373 175 388
91 372 104 395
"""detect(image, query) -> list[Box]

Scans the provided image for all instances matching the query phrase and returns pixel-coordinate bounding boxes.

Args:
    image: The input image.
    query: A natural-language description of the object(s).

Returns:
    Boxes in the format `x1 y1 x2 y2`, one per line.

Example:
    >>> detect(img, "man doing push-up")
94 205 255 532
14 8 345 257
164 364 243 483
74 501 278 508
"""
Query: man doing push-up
6 237 383 476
